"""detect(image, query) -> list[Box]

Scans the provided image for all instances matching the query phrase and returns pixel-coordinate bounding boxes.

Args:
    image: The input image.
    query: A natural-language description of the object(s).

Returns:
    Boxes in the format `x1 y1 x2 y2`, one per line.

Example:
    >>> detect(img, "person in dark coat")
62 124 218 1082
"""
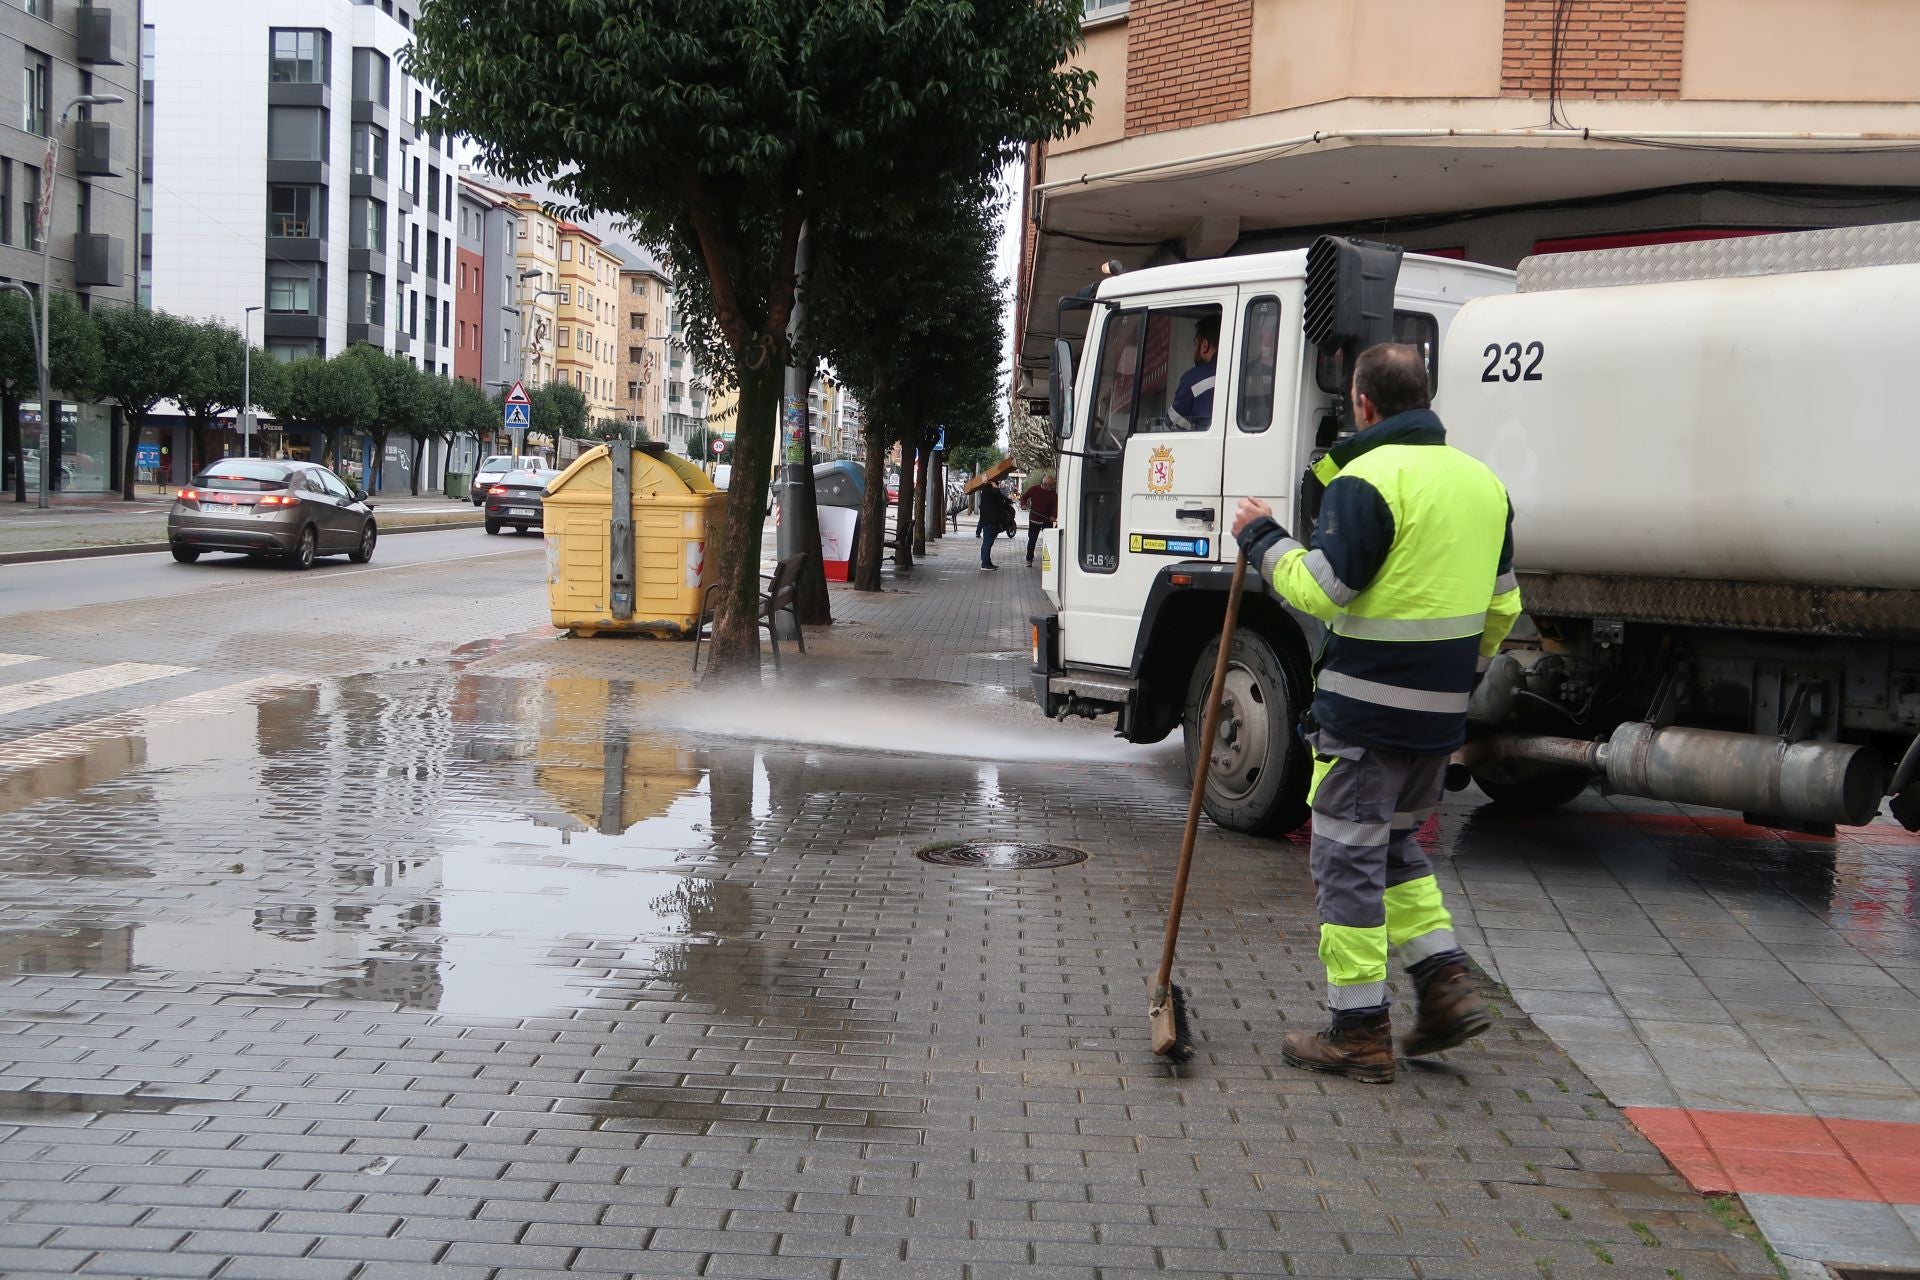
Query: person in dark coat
976 479 1016 570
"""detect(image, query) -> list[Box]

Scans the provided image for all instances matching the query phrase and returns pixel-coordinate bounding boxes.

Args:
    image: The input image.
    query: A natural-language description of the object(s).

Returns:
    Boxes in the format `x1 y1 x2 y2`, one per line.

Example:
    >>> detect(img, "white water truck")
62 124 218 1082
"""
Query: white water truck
1030 222 1920 836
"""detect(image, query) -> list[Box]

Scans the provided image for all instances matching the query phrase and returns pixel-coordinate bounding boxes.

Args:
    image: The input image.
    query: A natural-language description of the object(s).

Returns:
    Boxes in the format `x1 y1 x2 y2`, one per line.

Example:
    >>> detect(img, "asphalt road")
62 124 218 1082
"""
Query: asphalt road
0 524 543 619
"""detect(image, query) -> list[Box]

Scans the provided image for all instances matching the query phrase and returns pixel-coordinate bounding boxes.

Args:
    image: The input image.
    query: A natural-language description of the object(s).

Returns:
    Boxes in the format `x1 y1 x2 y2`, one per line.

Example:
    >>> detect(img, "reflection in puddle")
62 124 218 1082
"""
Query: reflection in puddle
0 665 1178 1029
0 1089 191 1116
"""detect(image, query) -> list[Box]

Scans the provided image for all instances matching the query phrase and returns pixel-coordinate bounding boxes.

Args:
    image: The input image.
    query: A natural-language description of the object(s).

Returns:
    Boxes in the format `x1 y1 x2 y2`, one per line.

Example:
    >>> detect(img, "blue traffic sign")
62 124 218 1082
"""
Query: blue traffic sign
504 401 530 429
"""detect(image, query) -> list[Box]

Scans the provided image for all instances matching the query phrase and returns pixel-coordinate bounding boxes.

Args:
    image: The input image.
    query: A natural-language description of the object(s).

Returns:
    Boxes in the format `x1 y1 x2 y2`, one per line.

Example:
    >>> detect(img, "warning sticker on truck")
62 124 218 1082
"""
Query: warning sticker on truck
1129 533 1210 557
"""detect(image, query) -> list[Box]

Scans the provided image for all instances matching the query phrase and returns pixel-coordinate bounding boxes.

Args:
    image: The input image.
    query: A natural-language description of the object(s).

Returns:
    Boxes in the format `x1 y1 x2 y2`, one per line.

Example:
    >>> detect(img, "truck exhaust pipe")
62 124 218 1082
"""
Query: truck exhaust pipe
1462 723 1886 827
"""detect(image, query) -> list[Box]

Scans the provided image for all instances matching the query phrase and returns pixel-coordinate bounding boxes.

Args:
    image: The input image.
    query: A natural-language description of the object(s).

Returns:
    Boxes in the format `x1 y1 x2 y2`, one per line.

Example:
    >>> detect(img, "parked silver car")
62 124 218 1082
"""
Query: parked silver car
167 459 376 569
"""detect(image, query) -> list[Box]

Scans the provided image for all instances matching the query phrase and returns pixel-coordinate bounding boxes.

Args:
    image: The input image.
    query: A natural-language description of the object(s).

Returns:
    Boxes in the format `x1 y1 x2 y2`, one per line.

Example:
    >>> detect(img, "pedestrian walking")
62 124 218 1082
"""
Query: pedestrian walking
1230 343 1522 1083
976 478 1015 571
1018 473 1058 566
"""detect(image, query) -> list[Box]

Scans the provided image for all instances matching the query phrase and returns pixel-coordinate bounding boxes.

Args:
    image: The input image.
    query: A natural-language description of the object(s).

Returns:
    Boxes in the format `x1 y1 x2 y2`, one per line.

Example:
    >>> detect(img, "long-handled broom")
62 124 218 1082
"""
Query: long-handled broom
1150 546 1251 1062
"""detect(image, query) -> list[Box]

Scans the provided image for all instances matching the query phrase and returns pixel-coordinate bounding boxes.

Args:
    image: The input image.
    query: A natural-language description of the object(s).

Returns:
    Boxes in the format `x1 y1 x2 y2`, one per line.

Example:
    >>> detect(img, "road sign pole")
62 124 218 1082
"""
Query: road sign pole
503 380 533 458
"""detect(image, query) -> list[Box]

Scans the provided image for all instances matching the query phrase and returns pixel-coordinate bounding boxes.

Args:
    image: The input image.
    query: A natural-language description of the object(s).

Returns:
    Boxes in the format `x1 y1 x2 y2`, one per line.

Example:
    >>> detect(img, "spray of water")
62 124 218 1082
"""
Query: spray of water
646 686 1174 766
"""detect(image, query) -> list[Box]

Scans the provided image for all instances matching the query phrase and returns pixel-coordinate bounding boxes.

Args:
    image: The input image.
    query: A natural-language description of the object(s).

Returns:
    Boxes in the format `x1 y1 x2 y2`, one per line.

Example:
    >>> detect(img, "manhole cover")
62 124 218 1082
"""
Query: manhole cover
915 842 1088 870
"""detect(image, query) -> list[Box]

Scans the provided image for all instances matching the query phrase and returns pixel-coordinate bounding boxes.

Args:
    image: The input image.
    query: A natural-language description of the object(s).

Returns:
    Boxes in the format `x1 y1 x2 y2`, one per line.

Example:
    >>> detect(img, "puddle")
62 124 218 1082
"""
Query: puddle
0 1089 191 1116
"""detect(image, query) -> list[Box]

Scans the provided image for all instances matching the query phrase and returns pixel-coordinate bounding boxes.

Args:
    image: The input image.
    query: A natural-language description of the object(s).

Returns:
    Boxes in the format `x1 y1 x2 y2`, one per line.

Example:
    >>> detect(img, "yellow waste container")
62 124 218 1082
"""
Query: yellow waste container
543 442 724 638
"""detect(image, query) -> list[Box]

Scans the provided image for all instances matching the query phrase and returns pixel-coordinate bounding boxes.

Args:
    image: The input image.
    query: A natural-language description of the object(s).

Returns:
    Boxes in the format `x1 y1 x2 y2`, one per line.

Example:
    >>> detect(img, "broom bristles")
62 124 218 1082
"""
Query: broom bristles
1150 983 1196 1063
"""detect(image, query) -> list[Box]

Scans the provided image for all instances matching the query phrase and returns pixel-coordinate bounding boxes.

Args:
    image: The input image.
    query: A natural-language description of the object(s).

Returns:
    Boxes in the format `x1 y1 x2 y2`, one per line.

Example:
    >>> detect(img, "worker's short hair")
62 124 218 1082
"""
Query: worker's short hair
1194 316 1220 346
1352 343 1431 417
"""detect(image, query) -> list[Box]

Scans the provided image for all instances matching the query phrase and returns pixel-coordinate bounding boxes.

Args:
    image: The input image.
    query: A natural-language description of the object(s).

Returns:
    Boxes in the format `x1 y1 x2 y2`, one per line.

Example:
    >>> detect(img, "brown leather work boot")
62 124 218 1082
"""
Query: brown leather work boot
1401 961 1494 1059
1282 1012 1394 1083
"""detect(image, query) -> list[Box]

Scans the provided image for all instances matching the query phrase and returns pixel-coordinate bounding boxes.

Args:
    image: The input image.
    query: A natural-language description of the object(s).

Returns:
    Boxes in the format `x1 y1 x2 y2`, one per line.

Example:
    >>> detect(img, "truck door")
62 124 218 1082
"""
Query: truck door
1060 294 1231 670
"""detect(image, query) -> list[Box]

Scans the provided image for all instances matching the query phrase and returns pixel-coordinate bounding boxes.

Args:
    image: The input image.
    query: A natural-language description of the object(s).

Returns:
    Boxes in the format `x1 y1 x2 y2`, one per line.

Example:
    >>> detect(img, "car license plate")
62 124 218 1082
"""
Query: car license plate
202 504 254 516
509 507 536 517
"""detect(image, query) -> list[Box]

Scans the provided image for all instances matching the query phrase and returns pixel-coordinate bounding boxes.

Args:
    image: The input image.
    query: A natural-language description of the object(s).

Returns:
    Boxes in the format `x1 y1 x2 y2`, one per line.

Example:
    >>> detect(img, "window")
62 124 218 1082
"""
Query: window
442 248 450 286
269 30 328 84
445 174 452 215
1125 304 1224 435
425 305 435 346
426 167 439 214
441 300 449 343
409 221 418 267
0 160 9 247
426 230 437 276
268 263 321 314
351 122 387 178
1313 310 1442 395
559 240 572 262
267 106 326 161
516 220 526 240
22 49 50 136
1236 297 1281 434
629 311 644 331
350 196 386 250
412 88 422 121
1078 308 1146 573
350 270 384 326
409 290 418 338
24 0 49 16
411 155 420 197
458 262 466 291
267 184 320 238
557 326 570 349
559 285 571 305
268 339 319 363
626 381 638 399
628 346 642 364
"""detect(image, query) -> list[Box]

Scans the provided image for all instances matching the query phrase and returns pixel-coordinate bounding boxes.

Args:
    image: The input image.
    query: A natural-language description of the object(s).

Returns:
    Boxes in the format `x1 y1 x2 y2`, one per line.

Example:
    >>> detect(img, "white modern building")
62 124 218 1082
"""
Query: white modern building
145 0 456 377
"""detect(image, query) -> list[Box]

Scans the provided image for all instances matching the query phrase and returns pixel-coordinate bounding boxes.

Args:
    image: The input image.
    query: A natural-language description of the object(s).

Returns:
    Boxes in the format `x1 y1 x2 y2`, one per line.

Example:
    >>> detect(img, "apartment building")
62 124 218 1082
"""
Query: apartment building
553 221 617 422
1 0 139 495
616 254 671 445
1016 0 1920 395
454 178 519 394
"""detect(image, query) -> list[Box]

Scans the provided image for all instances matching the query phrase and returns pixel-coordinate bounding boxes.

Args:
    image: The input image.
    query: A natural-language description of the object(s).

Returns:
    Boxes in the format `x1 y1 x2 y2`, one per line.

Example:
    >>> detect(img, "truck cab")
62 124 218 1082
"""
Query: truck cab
1030 244 1514 834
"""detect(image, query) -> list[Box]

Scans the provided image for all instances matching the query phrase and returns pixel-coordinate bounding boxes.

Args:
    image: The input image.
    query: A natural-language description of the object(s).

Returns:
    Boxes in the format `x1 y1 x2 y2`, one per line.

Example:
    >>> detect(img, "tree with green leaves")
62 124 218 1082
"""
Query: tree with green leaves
172 319 282 467
261 355 378 468
410 0 1092 678
1 290 102 501
810 187 1005 589
529 381 588 442
339 344 428 492
683 423 726 464
94 306 192 499
411 376 498 496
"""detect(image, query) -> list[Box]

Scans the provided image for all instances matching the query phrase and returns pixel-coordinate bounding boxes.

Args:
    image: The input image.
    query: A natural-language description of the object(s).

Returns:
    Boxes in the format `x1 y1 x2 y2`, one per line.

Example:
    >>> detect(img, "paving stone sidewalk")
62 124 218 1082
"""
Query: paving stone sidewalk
0 537 1780 1279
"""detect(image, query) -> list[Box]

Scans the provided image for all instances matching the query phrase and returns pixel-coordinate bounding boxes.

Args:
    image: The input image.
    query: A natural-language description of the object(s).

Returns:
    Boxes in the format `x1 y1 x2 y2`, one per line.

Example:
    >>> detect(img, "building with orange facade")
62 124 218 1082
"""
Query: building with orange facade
1015 0 1920 397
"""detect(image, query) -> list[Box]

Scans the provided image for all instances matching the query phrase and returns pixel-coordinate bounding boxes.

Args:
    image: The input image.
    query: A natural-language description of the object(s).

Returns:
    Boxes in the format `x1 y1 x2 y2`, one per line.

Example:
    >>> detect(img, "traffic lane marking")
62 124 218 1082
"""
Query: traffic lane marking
1627 1106 1920 1202
0 662 194 718
0 654 42 668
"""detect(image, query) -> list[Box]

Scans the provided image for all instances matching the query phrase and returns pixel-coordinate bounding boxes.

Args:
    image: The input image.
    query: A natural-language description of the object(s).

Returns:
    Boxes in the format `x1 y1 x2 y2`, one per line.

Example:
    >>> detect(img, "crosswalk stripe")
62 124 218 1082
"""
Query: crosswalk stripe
0 662 194 718
0 654 43 669
0 676 287 776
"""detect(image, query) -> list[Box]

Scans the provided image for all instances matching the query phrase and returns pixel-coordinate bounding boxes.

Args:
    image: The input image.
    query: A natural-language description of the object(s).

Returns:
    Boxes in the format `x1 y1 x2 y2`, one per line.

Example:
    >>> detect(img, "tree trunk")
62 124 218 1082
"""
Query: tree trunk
852 409 890 592
893 439 916 572
790 383 831 626
370 429 389 493
926 450 944 541
410 434 427 496
121 409 142 501
917 441 940 556
702 360 783 682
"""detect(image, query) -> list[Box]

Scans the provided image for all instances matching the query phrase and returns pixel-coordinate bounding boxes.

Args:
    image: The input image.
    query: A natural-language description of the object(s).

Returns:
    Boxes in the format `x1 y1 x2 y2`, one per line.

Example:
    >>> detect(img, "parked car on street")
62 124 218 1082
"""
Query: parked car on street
483 468 561 535
168 458 376 569
469 455 544 505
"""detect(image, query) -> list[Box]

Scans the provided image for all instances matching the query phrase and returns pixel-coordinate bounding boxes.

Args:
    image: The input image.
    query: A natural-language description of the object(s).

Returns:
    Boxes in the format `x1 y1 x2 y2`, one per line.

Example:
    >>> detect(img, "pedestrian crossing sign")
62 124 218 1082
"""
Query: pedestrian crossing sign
504 401 531 428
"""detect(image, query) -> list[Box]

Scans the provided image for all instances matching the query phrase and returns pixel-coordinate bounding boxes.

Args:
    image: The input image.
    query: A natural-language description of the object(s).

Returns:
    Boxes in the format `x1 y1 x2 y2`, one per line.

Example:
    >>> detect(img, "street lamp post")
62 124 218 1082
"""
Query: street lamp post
34 92 126 508
516 275 560 457
241 305 263 458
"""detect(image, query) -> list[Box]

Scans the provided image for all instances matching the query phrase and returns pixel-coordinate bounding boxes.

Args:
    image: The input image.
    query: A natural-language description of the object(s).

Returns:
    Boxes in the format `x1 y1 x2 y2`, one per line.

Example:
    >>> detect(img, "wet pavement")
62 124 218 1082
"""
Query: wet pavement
0 530 1908 1277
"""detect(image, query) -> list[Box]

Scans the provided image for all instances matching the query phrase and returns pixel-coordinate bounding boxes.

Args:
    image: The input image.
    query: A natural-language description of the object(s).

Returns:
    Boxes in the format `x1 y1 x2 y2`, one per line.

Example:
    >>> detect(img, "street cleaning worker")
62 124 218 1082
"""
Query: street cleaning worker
1230 342 1522 1083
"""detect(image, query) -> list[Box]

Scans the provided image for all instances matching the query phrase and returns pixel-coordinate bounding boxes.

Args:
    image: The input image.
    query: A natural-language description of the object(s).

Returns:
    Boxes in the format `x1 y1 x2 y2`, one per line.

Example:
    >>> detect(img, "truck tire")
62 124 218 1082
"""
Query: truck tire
1183 629 1311 836
1470 764 1592 812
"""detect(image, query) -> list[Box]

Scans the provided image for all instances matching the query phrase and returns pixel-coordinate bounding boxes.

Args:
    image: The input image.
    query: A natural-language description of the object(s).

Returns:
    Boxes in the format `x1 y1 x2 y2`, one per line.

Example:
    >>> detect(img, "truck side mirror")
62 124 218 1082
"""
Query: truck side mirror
1050 338 1074 441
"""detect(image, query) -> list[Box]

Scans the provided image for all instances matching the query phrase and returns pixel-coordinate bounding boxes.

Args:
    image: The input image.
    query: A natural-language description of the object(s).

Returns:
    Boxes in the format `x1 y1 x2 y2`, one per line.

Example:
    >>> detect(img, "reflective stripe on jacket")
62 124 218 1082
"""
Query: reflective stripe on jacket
1249 408 1521 754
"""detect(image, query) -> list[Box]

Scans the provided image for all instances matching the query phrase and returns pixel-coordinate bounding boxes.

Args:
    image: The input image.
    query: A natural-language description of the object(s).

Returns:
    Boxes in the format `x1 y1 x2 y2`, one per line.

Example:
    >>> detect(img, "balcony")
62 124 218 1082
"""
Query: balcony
77 5 117 64
74 233 122 288
74 121 114 177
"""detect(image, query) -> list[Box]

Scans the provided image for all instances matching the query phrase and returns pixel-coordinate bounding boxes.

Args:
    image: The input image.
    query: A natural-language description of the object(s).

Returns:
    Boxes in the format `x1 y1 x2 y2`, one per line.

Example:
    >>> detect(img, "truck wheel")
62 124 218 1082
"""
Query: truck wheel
1183 629 1311 836
1471 764 1592 812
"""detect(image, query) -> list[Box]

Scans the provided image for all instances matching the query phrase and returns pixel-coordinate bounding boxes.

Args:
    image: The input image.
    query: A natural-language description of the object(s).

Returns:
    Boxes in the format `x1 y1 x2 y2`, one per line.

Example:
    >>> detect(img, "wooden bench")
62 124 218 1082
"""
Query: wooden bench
691 553 810 674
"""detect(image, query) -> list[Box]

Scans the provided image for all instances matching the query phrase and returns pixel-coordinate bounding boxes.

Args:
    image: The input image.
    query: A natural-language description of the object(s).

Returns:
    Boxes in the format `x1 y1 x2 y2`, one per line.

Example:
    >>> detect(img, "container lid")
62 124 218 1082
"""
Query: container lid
546 442 717 498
